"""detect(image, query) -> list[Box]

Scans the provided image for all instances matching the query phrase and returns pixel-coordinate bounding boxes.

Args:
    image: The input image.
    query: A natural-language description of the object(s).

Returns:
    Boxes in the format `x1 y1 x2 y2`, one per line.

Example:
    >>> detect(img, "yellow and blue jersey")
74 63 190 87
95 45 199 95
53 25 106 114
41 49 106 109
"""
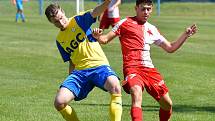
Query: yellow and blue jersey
56 11 109 70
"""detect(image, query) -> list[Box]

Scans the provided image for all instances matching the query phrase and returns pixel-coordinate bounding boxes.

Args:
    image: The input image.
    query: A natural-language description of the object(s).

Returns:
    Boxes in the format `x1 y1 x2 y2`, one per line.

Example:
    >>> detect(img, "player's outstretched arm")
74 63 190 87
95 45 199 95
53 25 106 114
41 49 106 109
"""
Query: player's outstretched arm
91 0 111 18
92 28 117 44
160 24 198 53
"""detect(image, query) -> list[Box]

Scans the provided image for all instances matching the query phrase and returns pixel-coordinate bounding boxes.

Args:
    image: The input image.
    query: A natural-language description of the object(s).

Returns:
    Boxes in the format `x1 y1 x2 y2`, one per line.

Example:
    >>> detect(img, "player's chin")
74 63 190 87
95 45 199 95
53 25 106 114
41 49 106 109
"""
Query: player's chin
143 16 149 20
140 19 147 23
59 25 67 30
140 16 148 22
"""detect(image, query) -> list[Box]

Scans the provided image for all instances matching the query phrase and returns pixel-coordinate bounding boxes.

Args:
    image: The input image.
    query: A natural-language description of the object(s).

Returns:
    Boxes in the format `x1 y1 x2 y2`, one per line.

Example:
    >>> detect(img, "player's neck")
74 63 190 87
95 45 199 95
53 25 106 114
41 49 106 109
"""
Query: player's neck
134 16 146 25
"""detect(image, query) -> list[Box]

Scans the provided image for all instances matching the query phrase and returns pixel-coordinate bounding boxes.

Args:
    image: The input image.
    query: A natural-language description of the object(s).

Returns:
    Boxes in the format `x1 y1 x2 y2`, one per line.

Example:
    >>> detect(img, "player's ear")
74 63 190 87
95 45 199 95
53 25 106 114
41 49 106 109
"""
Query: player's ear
135 5 138 11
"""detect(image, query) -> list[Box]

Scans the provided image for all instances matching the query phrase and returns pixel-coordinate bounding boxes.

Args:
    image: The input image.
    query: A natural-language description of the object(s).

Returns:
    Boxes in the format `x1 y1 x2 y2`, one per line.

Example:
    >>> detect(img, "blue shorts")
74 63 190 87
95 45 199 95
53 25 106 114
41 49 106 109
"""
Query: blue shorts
60 65 118 101
16 1 23 10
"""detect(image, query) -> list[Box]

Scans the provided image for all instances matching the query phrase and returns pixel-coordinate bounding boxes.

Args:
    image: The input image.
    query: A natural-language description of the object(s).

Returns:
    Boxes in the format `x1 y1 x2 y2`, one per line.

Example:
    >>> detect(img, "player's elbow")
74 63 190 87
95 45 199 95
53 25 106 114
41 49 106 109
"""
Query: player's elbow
166 49 175 53
99 40 108 44
165 47 176 53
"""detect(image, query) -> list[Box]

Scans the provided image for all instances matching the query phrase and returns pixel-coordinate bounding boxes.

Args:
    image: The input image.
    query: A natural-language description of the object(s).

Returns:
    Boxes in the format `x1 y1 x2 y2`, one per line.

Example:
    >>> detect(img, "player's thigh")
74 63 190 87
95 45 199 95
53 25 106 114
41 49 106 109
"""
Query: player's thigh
122 73 144 94
17 2 23 11
55 87 76 104
104 75 121 94
90 65 120 93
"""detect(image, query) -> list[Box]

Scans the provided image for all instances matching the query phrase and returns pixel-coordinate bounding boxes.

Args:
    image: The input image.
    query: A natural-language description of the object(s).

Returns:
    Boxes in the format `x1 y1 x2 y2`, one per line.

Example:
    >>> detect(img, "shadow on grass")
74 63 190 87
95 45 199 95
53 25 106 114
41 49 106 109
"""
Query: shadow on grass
73 103 215 113
173 105 215 113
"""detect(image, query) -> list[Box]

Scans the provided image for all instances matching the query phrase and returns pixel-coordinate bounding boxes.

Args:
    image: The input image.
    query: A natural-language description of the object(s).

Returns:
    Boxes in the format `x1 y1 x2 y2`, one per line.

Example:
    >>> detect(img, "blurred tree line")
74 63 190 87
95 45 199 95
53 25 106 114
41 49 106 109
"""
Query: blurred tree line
121 0 215 2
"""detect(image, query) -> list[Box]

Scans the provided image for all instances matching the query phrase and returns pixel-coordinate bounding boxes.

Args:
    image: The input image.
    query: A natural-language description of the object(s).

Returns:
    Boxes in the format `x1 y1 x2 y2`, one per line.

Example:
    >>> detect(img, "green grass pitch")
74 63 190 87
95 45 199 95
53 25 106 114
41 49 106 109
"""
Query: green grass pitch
0 1 215 121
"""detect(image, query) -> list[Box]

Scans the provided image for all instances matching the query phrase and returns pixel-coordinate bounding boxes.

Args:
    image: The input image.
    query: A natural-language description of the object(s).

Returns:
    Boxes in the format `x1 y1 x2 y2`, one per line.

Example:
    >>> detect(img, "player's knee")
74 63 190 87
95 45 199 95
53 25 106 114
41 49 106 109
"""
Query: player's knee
160 99 173 111
54 97 68 111
166 100 173 110
130 85 142 107
105 76 121 94
110 84 121 94
130 85 142 96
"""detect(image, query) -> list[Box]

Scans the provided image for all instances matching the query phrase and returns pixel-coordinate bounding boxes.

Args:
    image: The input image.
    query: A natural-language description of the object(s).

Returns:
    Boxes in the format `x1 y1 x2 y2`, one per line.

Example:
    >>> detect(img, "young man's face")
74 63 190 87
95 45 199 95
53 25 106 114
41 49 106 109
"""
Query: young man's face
135 3 153 23
50 9 69 30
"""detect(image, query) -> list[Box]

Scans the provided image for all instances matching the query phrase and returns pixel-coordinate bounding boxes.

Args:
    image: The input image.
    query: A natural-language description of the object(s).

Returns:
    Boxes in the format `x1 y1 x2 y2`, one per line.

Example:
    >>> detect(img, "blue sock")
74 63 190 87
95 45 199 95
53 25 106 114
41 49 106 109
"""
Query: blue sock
16 13 20 22
21 13 25 22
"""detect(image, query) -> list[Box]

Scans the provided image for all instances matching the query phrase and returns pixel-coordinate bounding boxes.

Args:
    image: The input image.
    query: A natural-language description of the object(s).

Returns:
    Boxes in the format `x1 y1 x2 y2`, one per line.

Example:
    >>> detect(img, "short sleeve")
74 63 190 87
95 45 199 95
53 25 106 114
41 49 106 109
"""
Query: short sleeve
112 18 127 36
74 11 96 32
56 41 71 62
152 27 167 45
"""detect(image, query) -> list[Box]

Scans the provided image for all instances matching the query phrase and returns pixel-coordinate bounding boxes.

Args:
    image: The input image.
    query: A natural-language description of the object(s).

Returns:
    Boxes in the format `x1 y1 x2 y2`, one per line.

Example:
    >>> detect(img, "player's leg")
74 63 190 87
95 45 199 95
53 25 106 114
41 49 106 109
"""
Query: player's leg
158 93 172 121
54 87 79 121
17 9 25 22
144 68 172 121
20 10 25 22
130 85 143 121
90 65 122 121
54 71 87 121
122 73 144 121
99 10 110 30
104 75 122 121
15 9 20 22
16 2 21 22
19 7 25 22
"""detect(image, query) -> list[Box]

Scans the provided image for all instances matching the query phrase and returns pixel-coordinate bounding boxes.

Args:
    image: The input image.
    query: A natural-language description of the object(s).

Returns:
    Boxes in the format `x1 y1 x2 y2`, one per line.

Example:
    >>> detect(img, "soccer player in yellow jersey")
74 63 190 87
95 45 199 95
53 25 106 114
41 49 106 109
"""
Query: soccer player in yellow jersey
45 1 122 121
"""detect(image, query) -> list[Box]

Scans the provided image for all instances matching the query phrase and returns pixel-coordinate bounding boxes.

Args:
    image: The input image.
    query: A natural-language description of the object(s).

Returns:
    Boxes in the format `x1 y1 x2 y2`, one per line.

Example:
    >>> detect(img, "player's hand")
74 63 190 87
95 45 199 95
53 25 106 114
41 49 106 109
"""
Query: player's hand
92 28 103 39
185 24 198 37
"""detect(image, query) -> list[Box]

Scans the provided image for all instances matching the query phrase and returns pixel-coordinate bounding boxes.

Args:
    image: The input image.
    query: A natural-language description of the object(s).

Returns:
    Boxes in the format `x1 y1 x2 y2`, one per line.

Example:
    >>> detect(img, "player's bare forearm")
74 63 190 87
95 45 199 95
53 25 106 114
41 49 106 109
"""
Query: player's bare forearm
92 28 116 44
161 24 198 53
91 0 111 18
98 36 108 44
171 24 197 52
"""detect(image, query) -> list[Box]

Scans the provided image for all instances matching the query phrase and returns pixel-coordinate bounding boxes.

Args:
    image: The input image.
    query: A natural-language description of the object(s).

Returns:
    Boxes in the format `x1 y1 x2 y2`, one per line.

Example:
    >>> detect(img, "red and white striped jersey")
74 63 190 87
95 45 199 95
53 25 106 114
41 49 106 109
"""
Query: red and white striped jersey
112 17 167 69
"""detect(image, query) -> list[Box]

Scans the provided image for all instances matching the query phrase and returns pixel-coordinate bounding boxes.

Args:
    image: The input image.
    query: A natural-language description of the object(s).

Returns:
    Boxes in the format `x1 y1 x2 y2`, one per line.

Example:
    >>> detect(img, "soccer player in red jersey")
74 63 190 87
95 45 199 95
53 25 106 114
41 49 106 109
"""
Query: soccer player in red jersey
92 0 197 121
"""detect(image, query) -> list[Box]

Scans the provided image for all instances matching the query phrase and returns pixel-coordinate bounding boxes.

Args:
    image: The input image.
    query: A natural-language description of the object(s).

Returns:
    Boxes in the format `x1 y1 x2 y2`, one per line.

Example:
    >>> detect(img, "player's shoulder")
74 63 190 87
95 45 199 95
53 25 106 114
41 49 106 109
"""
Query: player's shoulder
145 22 160 32
118 18 127 24
73 10 94 22
113 18 127 29
76 10 92 16
56 30 64 41
117 17 134 25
